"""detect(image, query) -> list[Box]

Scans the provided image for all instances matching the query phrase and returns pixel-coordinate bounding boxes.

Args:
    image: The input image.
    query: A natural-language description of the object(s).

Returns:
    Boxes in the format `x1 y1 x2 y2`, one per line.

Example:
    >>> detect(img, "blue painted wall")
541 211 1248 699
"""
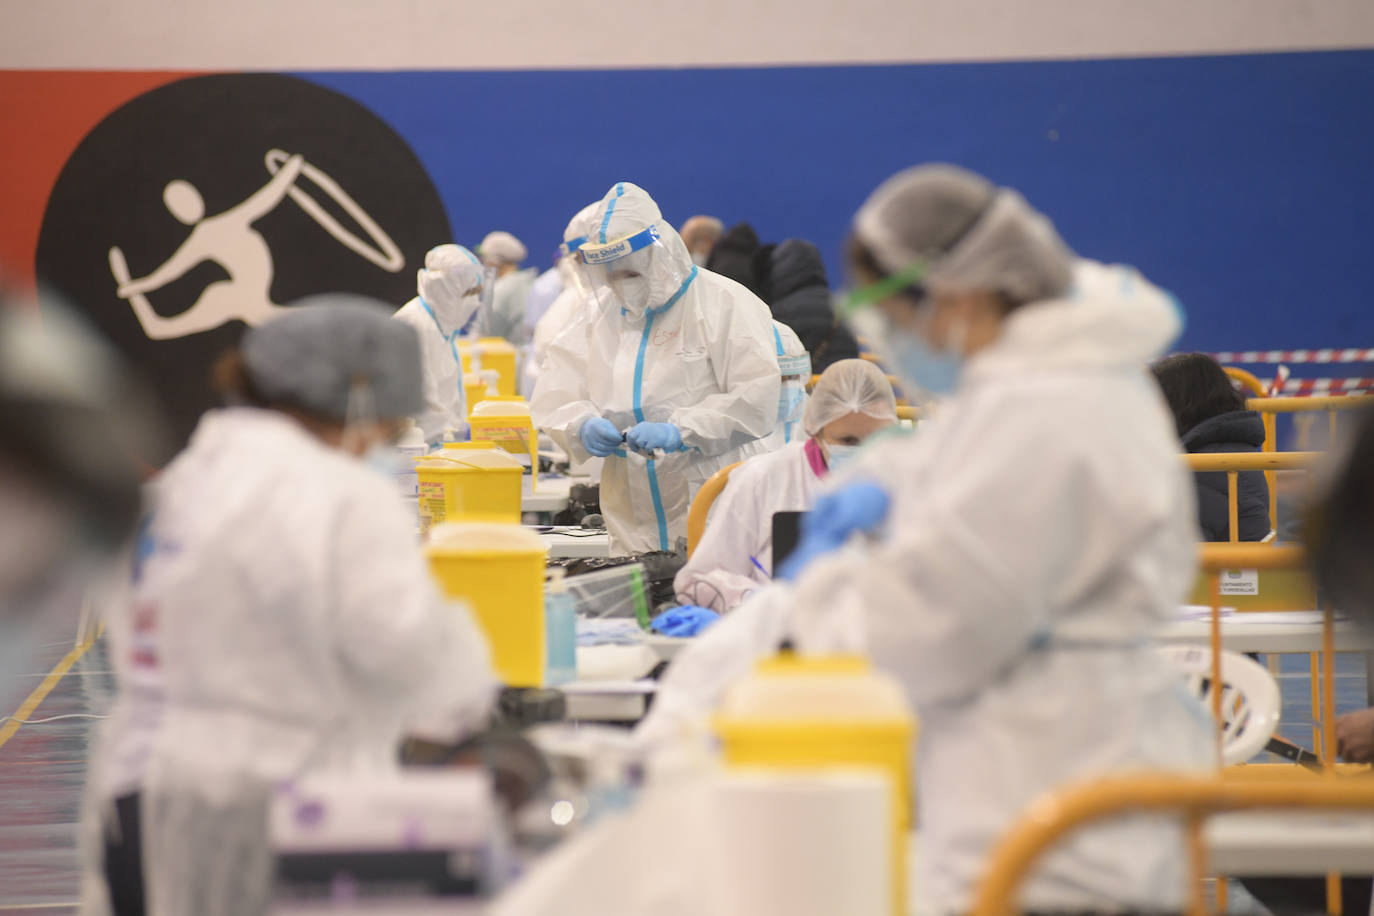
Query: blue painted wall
302 49 1374 352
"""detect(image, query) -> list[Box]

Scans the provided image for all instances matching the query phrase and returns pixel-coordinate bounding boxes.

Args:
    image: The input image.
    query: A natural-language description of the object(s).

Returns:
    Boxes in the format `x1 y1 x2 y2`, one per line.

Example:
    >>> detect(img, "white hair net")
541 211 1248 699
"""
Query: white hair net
242 295 423 421
802 358 897 437
479 231 528 266
581 181 693 317
416 244 483 328
853 164 1075 305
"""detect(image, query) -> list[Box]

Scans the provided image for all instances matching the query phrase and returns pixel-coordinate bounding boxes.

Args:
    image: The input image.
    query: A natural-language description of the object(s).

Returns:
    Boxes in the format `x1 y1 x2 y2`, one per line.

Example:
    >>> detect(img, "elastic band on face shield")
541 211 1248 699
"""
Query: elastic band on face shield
842 261 930 316
578 225 661 265
558 235 588 259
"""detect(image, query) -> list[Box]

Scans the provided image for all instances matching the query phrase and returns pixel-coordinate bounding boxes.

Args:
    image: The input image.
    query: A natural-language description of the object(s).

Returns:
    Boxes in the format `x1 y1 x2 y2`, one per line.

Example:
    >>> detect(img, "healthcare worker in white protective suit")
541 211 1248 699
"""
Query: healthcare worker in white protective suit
674 358 896 612
81 298 496 916
764 319 810 449
531 182 781 555
393 244 485 445
639 165 1214 914
524 203 601 396
479 230 538 347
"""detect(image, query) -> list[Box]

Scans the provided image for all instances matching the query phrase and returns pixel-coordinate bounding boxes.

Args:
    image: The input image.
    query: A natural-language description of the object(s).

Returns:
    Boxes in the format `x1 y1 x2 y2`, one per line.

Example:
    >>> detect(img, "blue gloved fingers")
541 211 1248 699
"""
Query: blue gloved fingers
579 417 623 458
804 481 891 539
625 422 683 455
650 604 720 637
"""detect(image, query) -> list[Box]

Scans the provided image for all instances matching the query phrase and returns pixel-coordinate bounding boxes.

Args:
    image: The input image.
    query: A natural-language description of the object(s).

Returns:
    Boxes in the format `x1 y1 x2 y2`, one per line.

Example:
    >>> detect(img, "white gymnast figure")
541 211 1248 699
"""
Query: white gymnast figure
109 149 405 340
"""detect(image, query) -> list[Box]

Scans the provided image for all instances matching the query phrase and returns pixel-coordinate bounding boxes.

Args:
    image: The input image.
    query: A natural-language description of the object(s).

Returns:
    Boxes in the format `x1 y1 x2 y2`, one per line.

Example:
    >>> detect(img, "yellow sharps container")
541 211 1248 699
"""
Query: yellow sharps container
715 655 916 916
476 338 518 396
468 399 537 478
464 372 494 418
426 522 548 687
458 338 518 396
415 449 523 534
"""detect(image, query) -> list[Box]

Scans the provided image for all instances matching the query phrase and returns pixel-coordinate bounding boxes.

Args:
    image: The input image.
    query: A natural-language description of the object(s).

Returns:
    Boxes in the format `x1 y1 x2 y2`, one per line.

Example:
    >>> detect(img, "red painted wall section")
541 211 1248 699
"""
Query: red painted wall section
0 70 199 291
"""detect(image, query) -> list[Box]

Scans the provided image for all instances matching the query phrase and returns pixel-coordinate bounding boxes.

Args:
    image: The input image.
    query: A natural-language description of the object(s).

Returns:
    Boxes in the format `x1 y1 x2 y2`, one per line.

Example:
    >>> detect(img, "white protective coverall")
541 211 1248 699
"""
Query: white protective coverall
764 320 810 449
80 408 495 916
525 203 601 395
673 437 823 611
393 244 485 445
530 183 780 554
638 260 1214 914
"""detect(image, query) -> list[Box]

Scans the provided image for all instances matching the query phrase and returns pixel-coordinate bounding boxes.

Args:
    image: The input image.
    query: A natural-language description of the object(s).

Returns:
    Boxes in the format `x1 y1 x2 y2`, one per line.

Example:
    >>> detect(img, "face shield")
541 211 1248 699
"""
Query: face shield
576 224 693 320
778 351 812 427
558 233 595 306
841 260 963 401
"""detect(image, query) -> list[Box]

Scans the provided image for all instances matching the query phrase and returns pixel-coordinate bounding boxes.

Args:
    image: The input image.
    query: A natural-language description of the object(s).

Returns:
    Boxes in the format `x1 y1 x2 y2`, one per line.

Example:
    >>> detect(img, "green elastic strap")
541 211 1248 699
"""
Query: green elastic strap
840 260 929 316
630 567 651 630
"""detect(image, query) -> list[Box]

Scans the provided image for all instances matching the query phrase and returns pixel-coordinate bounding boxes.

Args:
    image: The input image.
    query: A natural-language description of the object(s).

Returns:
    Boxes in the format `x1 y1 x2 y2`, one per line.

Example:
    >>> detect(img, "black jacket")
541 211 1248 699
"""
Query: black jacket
1182 410 1271 542
763 240 859 372
705 223 767 297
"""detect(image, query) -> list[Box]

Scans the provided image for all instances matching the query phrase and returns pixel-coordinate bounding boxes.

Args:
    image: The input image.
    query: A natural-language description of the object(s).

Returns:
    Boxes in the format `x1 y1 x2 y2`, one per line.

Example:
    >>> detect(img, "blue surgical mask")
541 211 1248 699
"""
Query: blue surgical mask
889 329 963 395
824 442 861 471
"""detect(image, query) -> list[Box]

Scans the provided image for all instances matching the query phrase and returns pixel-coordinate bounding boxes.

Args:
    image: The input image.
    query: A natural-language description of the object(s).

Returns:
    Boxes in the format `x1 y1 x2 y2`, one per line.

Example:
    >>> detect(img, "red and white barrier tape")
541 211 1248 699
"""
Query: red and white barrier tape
1277 378 1374 395
1210 348 1374 364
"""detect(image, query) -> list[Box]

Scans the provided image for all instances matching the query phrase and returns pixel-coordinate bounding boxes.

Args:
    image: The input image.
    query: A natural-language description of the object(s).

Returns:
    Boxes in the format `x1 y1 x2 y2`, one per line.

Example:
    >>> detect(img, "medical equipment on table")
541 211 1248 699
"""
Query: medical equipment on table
415 448 524 532
561 562 652 628
269 769 507 910
543 570 577 686
714 654 916 916
426 522 549 687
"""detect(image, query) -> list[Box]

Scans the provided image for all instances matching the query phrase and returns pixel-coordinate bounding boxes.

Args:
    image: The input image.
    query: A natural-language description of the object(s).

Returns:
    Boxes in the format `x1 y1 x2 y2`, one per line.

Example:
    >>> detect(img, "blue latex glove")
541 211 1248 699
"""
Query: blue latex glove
650 605 721 638
777 481 891 582
625 421 683 456
580 417 623 457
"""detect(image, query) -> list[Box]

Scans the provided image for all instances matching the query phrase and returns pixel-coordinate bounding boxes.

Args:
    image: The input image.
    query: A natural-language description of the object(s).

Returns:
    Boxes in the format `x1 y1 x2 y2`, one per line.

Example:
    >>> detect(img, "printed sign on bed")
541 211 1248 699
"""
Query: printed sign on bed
1219 568 1260 596
36 74 451 462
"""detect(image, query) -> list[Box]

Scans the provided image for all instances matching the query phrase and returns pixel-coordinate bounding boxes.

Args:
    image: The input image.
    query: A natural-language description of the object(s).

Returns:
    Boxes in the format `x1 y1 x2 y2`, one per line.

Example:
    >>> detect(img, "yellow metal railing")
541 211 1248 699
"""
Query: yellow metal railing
969 773 1374 916
1183 451 1321 547
1241 394 1371 529
1224 366 1268 398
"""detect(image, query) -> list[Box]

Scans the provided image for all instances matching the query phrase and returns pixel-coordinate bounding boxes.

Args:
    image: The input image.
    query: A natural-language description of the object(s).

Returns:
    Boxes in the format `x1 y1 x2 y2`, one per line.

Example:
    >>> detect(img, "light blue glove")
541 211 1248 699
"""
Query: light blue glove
778 480 891 582
650 605 721 638
580 417 623 457
624 421 683 455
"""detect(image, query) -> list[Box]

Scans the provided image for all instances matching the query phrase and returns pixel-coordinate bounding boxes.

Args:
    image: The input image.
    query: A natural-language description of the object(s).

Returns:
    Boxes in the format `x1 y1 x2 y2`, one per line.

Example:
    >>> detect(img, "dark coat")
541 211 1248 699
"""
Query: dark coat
1183 410 1271 541
763 240 859 372
704 223 767 297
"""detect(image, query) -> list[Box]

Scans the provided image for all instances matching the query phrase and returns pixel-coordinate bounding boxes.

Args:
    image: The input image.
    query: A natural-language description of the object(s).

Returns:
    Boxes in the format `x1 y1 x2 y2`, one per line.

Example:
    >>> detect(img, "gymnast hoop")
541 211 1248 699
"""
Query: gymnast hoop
265 148 404 273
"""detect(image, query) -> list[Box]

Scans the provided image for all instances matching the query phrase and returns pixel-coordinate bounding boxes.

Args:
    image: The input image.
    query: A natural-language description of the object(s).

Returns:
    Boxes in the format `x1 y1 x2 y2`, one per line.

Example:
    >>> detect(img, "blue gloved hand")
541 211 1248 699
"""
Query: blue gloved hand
777 480 891 582
650 605 721 638
625 421 683 456
579 417 623 457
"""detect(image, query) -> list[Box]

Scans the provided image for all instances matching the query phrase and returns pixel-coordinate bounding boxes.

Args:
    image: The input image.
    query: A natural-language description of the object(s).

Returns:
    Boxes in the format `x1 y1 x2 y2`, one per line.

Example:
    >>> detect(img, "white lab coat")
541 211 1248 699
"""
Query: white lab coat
640 260 1214 914
395 295 467 445
674 439 824 612
80 408 495 916
531 268 781 555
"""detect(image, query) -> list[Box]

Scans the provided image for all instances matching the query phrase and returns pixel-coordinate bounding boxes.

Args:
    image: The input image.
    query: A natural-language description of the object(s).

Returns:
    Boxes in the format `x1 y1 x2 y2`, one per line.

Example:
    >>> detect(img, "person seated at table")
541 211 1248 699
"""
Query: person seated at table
673 359 897 612
1152 352 1271 541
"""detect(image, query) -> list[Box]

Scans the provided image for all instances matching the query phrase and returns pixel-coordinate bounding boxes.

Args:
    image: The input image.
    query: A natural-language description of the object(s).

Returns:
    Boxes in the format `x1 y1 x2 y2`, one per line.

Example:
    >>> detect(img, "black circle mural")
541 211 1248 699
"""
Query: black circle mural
37 73 451 463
